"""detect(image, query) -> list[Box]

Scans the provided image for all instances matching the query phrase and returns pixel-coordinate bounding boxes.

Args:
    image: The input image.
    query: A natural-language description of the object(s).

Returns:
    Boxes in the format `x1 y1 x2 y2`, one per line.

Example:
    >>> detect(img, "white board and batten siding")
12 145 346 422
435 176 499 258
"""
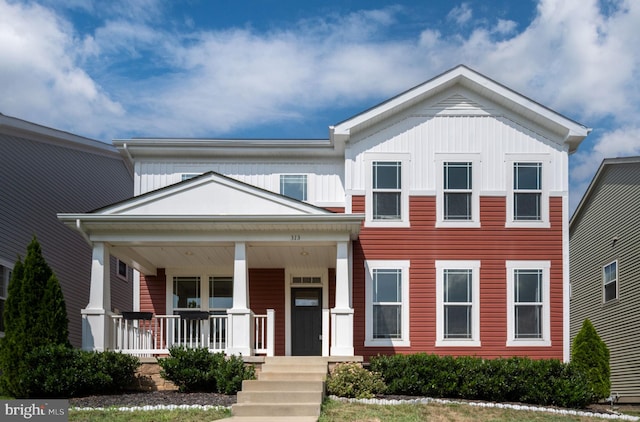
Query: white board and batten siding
0 124 133 347
570 160 640 402
135 160 346 208
345 88 570 196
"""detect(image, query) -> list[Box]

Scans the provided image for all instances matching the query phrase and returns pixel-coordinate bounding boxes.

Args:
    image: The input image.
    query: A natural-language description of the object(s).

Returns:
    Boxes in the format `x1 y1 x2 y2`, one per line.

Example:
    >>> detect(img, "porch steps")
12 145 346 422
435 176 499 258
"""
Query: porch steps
228 356 328 421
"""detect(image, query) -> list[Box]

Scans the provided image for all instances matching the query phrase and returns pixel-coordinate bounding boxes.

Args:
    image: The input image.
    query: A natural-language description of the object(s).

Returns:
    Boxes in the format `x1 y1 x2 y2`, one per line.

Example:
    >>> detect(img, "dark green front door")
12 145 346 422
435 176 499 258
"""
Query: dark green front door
291 288 322 356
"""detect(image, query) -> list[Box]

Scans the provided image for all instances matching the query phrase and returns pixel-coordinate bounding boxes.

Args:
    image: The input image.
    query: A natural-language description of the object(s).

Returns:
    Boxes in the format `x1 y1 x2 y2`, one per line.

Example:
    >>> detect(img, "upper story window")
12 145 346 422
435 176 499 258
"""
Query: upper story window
603 260 618 303
436 155 480 228
280 174 307 201
506 261 550 346
513 163 542 221
365 154 410 227
373 161 401 220
506 156 549 228
365 260 410 347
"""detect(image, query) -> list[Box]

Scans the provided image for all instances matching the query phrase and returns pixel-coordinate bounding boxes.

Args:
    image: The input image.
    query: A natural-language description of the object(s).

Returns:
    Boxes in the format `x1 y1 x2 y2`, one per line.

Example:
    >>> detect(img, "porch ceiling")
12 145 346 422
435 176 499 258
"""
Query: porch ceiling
111 243 338 272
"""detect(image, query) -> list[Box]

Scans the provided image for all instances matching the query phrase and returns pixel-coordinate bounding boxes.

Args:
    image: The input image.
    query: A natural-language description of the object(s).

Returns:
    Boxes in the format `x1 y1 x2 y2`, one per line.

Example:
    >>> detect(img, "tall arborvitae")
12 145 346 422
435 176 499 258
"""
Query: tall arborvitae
0 236 70 397
571 319 610 401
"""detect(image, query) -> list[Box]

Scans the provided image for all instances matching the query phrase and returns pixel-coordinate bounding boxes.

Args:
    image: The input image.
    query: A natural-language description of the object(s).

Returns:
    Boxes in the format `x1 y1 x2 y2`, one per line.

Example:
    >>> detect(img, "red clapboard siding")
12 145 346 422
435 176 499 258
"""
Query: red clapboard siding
140 269 166 315
352 195 565 360
249 269 286 356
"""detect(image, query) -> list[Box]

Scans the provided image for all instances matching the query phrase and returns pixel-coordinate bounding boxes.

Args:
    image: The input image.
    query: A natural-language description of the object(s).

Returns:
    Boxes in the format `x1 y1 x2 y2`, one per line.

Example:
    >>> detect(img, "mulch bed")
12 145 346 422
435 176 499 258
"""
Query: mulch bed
69 391 236 408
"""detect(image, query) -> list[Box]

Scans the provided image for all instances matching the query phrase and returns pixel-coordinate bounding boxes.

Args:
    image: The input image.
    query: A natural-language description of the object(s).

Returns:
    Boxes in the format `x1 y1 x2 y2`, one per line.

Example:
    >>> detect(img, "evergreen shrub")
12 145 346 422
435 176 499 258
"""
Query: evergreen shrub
326 362 386 399
370 353 595 408
159 347 254 393
571 319 610 401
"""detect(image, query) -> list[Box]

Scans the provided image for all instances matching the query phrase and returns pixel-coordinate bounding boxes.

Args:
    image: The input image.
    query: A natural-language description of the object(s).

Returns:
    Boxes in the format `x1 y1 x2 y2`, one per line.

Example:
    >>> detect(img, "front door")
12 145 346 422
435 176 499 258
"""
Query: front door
291 288 322 356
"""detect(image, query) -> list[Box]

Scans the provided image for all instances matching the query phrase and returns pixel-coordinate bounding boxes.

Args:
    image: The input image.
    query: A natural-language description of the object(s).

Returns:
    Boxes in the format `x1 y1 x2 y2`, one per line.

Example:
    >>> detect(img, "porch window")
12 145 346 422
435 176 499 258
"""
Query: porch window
209 276 233 309
365 260 410 347
280 174 307 201
173 276 201 309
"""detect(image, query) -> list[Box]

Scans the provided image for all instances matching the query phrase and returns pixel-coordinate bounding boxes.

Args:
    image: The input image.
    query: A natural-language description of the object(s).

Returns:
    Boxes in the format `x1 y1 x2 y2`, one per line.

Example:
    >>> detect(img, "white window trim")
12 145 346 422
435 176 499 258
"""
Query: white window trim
506 260 551 347
278 173 311 202
602 260 619 303
436 154 481 228
166 270 234 314
505 154 550 228
435 260 481 347
365 260 410 347
365 153 410 228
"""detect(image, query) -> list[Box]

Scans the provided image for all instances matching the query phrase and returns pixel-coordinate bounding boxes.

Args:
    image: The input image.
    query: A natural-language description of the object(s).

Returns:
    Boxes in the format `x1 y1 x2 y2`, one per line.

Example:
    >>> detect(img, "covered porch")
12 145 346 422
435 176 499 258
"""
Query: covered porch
58 172 363 357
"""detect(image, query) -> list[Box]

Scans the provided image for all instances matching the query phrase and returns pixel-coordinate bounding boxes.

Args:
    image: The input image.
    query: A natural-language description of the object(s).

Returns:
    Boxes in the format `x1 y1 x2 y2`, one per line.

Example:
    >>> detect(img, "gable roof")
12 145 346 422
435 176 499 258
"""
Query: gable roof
570 156 640 229
330 65 591 154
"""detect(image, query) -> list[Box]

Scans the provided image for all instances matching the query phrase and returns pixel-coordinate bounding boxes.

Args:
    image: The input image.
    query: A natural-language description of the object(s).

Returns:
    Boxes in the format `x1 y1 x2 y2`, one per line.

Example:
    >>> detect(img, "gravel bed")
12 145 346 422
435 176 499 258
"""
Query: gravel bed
69 391 236 409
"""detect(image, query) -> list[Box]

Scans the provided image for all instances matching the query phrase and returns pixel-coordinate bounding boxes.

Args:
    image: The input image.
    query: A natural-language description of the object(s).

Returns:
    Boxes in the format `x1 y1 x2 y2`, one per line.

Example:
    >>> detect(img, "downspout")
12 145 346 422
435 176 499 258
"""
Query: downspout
76 219 92 246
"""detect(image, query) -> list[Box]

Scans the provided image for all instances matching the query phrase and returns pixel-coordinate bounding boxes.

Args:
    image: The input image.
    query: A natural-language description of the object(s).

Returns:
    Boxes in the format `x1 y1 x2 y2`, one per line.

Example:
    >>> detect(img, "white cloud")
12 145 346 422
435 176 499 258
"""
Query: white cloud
447 3 473 25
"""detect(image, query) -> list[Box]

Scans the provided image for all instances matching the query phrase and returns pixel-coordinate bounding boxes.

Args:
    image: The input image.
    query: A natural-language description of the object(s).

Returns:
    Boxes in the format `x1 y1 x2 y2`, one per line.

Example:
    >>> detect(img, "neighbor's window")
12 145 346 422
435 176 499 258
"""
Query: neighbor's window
513 162 542 221
444 162 472 220
373 161 402 220
173 276 201 309
117 259 128 279
365 260 410 347
603 260 618 303
280 175 307 201
506 261 550 346
436 261 480 346
0 265 10 333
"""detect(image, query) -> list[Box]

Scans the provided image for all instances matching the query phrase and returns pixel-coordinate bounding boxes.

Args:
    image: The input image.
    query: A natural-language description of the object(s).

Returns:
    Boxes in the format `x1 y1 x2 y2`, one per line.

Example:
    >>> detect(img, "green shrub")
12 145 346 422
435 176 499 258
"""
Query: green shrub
159 347 254 394
14 344 140 398
572 319 610 401
326 362 386 399
370 353 595 408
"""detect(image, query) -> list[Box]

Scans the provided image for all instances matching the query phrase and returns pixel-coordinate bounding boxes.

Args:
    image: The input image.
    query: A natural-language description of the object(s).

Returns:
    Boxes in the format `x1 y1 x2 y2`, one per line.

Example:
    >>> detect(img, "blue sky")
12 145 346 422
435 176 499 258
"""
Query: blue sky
1 0 639 213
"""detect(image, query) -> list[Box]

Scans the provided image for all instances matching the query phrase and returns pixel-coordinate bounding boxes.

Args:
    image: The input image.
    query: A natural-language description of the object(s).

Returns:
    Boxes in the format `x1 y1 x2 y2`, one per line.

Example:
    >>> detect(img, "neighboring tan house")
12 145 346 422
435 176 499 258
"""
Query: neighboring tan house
570 156 640 403
0 114 133 347
59 65 590 361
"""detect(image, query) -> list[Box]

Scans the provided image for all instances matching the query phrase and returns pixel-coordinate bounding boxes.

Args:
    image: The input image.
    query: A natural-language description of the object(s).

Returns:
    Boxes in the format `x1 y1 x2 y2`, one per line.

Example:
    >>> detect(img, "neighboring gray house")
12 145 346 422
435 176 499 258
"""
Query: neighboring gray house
570 156 640 403
0 114 133 347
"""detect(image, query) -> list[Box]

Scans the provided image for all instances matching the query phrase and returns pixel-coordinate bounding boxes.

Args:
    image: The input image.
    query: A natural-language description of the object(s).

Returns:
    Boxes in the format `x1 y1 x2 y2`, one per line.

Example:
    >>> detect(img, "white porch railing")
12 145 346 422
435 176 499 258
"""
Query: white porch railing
111 310 274 357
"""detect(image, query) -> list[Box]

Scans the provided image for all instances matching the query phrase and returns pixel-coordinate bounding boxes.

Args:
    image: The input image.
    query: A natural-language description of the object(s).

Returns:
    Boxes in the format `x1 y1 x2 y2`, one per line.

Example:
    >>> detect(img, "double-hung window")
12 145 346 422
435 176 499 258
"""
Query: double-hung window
435 261 480 346
373 162 402 220
365 154 409 227
514 163 542 221
603 260 618 303
506 261 550 346
436 155 479 227
506 156 549 228
280 174 307 201
365 260 410 347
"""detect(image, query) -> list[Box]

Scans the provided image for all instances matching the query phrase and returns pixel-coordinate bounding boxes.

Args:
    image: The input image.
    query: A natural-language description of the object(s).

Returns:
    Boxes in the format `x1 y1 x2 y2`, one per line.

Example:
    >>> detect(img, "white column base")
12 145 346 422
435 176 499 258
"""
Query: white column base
330 308 354 356
81 308 112 352
227 309 252 356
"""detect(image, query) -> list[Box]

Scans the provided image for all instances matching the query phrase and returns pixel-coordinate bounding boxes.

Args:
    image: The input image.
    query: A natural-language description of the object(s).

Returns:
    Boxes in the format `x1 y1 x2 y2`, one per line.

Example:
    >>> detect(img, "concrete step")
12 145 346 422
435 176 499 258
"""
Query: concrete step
264 356 328 365
257 371 326 381
237 390 323 403
260 363 327 373
232 403 320 417
241 379 324 392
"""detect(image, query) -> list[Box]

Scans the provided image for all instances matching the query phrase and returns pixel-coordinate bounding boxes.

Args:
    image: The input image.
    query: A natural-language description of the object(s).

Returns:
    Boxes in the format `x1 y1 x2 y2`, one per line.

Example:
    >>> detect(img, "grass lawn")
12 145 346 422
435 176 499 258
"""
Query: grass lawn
66 400 640 422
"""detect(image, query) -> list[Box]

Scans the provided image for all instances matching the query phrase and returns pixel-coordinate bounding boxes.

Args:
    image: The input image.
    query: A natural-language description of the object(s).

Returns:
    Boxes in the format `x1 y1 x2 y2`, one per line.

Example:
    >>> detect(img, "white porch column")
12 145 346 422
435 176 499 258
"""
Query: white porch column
81 242 112 351
331 241 354 356
227 242 252 356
